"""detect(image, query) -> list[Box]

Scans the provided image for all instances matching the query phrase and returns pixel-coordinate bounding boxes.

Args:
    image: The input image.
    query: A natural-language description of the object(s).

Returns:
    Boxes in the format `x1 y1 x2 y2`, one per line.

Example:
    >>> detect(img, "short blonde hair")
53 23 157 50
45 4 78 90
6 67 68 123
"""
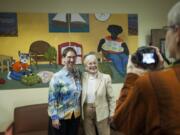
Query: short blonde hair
83 52 98 66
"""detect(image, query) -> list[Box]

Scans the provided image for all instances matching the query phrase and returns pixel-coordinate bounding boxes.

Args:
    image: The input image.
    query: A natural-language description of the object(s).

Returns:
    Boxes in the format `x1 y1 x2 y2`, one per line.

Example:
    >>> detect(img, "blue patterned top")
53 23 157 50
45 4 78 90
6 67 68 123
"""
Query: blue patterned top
48 67 82 120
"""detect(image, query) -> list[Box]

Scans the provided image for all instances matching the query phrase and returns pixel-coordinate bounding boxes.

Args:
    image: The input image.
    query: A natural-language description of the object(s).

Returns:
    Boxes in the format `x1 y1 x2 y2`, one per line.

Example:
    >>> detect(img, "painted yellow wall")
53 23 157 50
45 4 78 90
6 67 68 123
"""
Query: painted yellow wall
128 36 139 53
0 13 137 60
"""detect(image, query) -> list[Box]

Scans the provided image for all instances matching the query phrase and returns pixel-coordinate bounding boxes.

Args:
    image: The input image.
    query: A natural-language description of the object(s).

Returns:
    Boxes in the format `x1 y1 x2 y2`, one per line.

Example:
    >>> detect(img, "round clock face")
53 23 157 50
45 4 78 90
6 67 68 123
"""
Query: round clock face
95 13 111 21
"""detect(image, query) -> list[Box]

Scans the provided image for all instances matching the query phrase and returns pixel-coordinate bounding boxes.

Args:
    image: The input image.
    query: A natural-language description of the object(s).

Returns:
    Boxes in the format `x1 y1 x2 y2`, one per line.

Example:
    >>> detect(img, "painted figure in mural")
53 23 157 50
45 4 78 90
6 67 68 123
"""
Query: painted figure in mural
7 51 31 80
48 47 82 135
81 52 115 135
97 25 129 77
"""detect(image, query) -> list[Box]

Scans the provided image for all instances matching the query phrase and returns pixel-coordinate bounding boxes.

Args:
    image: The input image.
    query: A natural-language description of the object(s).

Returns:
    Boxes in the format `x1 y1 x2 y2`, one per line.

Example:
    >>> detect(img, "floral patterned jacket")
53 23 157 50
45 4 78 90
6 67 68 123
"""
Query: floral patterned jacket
48 67 81 120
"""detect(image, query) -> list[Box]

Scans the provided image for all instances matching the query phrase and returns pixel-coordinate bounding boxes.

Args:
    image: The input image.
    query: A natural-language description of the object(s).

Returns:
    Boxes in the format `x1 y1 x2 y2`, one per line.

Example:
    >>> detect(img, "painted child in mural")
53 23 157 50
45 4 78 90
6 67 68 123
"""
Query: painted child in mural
7 51 32 80
97 25 129 77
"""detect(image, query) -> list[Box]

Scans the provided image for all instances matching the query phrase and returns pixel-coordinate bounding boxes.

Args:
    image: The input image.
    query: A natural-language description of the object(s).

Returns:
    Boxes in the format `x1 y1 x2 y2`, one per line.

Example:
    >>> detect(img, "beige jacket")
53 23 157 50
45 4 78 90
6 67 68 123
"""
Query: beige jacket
81 71 116 122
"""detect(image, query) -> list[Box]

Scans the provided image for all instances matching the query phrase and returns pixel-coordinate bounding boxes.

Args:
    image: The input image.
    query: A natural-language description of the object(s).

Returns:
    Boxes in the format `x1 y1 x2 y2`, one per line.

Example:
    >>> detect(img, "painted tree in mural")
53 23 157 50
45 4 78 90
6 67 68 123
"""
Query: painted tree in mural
97 25 129 77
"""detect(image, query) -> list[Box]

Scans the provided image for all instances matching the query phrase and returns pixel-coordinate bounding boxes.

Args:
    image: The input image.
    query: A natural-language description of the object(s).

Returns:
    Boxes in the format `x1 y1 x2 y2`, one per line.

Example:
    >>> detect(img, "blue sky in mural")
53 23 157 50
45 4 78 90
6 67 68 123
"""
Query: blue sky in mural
48 13 89 32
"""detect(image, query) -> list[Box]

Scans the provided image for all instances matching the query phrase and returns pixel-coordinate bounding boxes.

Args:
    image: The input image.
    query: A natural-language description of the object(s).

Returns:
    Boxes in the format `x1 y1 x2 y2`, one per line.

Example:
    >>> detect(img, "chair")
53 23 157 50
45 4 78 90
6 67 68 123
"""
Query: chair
29 40 56 66
5 104 48 135
5 103 85 135
0 55 13 73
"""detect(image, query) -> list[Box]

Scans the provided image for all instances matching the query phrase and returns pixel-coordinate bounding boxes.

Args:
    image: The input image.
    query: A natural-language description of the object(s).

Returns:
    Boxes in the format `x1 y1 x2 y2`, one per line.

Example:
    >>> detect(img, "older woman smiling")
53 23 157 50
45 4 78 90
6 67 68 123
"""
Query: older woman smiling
81 52 116 135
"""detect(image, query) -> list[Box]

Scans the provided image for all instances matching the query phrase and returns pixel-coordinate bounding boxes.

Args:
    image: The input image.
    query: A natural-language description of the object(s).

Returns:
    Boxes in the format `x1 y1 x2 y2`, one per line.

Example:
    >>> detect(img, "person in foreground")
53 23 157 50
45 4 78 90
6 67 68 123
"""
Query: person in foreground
112 1 180 135
48 47 81 135
81 52 116 135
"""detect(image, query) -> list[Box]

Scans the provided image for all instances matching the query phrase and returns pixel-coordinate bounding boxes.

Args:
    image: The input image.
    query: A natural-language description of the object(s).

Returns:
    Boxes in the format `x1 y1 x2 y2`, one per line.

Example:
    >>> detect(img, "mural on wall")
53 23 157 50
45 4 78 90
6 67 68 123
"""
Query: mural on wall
0 12 18 36
0 13 139 90
48 13 89 32
128 14 138 35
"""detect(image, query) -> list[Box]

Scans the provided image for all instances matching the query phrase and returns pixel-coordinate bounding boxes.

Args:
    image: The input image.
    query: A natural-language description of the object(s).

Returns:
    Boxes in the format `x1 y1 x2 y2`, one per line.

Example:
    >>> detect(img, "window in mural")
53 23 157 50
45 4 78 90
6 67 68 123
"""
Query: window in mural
48 13 89 32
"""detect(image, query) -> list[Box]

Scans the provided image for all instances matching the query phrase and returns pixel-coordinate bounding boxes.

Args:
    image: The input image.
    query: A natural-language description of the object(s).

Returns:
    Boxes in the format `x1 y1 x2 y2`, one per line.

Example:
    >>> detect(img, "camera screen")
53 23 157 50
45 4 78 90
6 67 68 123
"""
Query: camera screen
142 53 155 64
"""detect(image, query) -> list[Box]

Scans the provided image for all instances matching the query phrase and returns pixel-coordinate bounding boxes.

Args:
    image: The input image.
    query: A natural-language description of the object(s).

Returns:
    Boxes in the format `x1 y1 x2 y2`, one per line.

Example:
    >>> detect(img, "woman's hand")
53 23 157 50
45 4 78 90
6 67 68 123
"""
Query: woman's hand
109 116 117 130
108 116 113 124
150 46 164 69
52 119 60 129
126 55 148 76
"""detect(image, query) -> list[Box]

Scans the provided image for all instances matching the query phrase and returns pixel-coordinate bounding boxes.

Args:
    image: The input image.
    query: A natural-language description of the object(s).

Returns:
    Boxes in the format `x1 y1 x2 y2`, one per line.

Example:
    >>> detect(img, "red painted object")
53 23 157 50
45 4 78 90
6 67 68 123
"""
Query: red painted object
0 78 5 84
58 42 83 65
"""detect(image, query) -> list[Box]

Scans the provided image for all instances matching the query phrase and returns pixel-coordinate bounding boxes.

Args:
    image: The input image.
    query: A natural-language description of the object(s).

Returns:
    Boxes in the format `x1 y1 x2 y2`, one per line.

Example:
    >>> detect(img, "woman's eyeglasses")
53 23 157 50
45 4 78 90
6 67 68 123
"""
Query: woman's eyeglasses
163 25 176 31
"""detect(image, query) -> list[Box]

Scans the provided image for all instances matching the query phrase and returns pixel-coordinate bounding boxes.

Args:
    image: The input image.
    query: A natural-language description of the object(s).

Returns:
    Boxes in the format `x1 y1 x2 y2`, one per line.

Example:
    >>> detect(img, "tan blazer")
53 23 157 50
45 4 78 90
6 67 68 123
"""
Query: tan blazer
81 71 116 122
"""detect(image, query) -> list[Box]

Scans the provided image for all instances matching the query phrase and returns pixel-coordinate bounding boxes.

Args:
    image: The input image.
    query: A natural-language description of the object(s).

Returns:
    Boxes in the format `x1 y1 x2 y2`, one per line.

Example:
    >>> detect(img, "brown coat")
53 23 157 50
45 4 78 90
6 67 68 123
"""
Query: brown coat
113 65 180 135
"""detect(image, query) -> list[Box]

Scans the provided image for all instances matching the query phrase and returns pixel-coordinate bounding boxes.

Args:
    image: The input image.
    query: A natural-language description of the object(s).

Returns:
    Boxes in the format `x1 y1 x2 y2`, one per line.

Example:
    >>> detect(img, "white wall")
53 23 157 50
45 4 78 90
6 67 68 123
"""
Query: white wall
0 0 179 132
0 84 123 132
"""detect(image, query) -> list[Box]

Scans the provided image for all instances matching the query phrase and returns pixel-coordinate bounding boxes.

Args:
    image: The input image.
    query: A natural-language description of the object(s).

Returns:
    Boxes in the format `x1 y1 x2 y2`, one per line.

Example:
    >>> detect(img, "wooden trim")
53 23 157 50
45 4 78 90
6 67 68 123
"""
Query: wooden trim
0 132 4 135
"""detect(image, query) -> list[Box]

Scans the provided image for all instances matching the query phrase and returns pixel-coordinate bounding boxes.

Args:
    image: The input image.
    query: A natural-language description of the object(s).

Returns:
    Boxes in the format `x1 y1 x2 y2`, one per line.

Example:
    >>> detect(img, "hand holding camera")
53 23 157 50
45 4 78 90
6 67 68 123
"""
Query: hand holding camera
127 55 148 76
127 46 164 75
131 46 159 69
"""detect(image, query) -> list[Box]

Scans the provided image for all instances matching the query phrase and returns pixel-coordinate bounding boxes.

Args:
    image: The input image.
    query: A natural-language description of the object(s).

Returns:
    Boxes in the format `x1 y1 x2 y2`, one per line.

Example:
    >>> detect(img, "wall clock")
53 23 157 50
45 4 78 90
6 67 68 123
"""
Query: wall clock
95 13 111 22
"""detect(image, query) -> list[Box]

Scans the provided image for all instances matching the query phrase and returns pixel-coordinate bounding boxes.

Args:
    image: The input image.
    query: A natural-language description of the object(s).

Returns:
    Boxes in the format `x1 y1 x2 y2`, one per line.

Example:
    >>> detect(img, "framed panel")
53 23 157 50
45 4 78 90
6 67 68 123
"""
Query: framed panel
128 14 138 35
151 29 166 48
0 13 18 36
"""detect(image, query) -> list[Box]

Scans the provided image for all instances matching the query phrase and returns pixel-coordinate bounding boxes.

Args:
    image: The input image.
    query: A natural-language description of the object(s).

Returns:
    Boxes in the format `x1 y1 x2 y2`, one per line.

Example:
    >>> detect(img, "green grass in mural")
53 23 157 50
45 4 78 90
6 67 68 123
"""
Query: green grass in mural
0 62 125 90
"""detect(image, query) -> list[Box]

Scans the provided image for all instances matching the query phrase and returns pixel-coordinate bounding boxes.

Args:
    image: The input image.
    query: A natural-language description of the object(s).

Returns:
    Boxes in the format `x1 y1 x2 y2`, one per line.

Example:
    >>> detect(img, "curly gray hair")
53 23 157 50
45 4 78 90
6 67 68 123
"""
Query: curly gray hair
168 1 180 26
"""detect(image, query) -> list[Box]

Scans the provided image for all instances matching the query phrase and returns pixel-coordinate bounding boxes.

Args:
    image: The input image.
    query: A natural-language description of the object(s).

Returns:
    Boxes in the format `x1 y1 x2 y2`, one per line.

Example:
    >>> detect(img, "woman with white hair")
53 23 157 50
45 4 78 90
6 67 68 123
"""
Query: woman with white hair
113 1 180 135
81 52 116 135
